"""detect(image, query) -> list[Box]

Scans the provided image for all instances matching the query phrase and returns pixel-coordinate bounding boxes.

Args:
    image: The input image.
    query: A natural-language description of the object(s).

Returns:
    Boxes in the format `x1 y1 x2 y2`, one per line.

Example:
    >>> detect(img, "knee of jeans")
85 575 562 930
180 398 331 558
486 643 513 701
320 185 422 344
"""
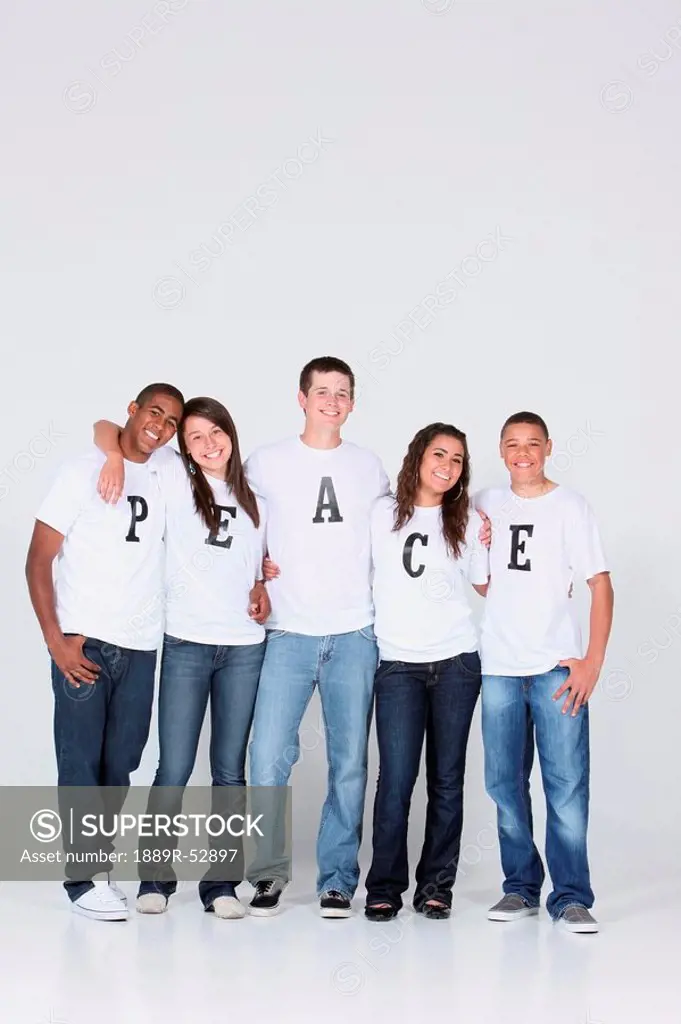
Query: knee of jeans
250 740 297 786
155 762 193 787
212 769 246 787
550 801 588 841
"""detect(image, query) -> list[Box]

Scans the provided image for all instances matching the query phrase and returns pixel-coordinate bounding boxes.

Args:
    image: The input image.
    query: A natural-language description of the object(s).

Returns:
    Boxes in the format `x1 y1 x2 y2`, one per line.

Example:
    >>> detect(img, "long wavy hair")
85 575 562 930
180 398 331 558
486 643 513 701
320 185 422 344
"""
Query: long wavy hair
394 422 471 558
177 397 260 531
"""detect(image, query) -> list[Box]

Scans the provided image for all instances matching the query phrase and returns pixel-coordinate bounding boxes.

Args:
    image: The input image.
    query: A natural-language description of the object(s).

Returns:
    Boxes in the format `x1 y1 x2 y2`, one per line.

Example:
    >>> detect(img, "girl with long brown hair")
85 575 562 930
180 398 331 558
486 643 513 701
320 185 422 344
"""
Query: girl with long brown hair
93 397 269 921
365 422 489 921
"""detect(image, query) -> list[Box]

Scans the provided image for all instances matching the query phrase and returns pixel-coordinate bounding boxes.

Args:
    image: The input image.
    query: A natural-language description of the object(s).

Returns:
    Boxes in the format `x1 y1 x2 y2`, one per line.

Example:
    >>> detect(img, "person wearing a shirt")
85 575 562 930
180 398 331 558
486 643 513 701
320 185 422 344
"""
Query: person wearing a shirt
93 397 270 921
475 411 614 934
245 356 390 919
364 423 490 922
25 382 185 922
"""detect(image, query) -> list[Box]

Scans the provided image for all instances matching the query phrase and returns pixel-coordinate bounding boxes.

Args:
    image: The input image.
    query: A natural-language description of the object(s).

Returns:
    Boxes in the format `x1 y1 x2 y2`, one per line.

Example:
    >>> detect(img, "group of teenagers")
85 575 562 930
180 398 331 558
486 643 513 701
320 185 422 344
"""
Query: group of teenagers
25 356 614 934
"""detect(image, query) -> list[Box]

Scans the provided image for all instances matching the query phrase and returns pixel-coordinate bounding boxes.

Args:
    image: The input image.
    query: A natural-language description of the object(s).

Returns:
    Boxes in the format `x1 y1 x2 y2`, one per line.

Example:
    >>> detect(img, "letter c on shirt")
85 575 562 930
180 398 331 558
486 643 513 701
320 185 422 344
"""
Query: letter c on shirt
402 532 428 578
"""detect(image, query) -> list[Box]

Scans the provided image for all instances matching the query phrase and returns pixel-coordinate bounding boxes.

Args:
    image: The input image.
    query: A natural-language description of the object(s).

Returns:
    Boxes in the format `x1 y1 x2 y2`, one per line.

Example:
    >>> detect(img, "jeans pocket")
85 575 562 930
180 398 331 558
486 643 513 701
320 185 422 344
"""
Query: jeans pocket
375 659 401 680
164 634 190 647
455 650 482 679
265 629 288 641
358 624 376 643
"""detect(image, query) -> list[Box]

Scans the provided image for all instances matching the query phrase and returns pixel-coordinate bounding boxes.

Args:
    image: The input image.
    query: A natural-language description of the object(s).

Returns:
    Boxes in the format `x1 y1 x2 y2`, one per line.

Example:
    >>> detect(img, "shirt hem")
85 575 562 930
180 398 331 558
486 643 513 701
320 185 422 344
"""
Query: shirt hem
481 656 573 678
266 612 374 636
59 625 160 652
378 640 478 663
163 629 265 646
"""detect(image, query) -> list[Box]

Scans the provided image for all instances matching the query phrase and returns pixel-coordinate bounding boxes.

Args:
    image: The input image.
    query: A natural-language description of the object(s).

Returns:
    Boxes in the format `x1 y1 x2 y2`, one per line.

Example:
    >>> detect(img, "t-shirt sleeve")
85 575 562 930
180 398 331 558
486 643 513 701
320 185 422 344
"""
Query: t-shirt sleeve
464 509 490 585
374 456 391 500
35 460 93 538
569 497 609 581
255 497 267 580
244 449 266 499
151 445 182 491
472 488 490 516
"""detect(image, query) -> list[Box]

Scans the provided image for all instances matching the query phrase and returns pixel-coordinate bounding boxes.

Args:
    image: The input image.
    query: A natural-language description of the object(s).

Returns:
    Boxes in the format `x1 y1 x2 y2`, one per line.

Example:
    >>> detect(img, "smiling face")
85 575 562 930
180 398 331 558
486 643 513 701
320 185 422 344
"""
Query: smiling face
500 421 552 485
183 414 233 477
298 370 354 432
417 434 465 502
127 393 182 456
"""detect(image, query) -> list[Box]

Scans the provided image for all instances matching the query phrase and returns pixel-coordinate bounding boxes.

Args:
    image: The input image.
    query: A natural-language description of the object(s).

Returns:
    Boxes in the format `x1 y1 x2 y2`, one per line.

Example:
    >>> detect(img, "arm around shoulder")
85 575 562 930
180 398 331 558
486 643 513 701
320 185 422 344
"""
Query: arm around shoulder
93 420 125 504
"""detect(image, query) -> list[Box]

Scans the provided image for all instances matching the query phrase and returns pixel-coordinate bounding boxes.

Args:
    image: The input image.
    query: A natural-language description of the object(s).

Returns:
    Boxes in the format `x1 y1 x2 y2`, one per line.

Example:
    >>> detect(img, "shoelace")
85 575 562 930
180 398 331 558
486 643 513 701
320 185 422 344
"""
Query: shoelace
325 890 344 900
257 881 277 896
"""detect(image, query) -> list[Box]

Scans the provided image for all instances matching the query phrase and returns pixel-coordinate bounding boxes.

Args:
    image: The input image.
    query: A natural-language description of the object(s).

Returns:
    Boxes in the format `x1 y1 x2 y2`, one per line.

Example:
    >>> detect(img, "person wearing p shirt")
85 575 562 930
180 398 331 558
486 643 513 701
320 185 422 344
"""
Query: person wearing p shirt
25 383 184 921
476 411 614 934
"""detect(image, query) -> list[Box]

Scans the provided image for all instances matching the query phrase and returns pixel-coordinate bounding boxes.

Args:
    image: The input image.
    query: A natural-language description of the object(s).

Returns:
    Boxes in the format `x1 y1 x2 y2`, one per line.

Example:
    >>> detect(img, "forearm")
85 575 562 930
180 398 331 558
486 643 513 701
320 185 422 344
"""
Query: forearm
93 420 123 457
26 557 63 649
585 574 614 670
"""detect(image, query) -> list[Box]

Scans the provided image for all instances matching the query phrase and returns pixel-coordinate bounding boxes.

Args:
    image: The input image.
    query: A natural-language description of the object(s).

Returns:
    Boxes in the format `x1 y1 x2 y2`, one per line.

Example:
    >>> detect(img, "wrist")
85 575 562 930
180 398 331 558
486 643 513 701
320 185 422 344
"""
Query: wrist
584 652 604 673
45 627 65 651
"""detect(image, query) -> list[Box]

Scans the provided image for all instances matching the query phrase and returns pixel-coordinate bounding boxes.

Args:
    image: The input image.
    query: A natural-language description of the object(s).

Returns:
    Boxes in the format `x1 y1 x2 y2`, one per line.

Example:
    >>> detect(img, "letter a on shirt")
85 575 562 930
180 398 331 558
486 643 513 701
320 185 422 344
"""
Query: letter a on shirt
312 476 343 523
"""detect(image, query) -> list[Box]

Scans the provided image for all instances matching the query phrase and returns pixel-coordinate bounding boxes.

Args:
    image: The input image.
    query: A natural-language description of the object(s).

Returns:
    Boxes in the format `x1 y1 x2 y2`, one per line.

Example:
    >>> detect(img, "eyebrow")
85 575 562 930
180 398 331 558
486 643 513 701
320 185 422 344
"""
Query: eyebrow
433 447 461 456
155 407 179 425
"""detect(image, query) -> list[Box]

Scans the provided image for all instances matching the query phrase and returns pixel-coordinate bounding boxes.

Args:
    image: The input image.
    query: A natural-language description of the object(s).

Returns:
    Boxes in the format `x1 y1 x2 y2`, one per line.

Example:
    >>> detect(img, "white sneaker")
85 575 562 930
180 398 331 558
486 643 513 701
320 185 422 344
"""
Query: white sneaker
212 896 246 920
72 881 128 921
108 881 127 904
136 893 168 915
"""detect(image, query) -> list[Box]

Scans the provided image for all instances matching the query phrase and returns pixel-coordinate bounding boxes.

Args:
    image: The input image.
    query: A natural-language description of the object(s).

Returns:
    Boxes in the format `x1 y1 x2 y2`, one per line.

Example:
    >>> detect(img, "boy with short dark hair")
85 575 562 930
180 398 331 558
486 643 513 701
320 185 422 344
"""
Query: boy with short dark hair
25 384 184 921
475 411 613 933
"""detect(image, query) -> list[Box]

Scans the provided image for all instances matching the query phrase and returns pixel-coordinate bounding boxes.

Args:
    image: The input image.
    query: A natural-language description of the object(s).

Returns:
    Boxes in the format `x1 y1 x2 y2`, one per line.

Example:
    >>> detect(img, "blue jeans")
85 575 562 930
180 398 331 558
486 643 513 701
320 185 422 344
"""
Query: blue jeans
247 625 378 897
482 665 593 920
51 637 157 901
366 652 482 910
138 636 264 908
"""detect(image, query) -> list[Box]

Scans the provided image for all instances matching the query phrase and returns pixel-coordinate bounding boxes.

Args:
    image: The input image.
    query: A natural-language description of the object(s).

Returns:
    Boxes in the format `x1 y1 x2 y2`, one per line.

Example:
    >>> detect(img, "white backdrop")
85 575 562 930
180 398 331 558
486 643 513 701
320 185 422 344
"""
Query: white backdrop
1 1 680 902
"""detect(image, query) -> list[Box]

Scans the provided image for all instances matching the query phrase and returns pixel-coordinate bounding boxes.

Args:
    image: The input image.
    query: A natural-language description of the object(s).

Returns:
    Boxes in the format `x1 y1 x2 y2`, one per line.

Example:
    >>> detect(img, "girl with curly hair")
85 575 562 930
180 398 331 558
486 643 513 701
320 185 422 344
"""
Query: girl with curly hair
365 422 489 921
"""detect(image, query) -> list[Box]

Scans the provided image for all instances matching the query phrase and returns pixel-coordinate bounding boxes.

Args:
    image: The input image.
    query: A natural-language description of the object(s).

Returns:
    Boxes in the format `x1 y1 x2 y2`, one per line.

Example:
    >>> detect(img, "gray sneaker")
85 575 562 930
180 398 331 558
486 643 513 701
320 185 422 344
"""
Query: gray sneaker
488 894 539 921
559 905 598 933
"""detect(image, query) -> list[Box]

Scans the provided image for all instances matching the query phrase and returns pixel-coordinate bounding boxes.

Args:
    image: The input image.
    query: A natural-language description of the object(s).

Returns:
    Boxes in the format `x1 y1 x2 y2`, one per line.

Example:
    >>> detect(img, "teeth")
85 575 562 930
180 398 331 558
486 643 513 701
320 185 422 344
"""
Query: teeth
205 452 221 459
145 430 159 440
434 472 450 481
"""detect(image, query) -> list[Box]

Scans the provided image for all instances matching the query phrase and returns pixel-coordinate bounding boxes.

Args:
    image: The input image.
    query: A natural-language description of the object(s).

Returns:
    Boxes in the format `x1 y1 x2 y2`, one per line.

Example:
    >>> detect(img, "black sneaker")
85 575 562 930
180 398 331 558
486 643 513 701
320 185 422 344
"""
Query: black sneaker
320 890 352 918
249 880 285 917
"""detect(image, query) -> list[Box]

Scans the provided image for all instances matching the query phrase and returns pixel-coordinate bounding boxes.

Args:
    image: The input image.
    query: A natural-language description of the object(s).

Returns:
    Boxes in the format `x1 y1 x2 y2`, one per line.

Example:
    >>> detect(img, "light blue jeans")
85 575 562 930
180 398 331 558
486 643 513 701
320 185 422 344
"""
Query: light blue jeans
482 665 593 920
247 625 378 897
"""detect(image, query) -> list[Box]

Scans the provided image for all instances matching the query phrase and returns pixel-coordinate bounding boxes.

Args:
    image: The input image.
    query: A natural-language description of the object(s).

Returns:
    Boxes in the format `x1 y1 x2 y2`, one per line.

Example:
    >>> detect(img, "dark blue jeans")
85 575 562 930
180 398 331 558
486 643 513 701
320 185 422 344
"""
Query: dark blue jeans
365 651 482 910
482 666 593 920
51 637 157 901
138 635 265 908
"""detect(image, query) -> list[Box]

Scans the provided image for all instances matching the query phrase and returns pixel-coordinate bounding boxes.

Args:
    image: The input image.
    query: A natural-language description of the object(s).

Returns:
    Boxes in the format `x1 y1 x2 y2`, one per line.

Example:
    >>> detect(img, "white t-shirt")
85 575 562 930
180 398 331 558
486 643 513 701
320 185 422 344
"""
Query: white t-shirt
371 496 489 662
245 436 390 635
36 448 166 651
155 449 266 645
475 485 609 676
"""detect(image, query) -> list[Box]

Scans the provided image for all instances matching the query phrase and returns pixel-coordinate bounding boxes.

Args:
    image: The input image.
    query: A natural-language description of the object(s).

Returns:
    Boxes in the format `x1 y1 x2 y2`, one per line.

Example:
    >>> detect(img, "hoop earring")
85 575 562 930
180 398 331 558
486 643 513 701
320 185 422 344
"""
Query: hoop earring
188 459 196 476
451 481 463 501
